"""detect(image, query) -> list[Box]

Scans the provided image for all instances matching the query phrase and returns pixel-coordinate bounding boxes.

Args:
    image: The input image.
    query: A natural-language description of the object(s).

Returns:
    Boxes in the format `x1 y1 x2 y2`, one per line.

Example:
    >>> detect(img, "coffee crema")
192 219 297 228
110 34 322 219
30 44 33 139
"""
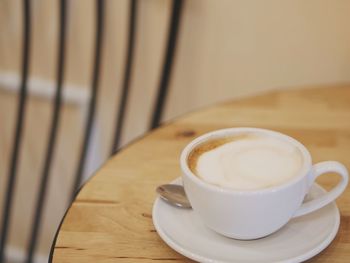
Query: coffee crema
188 133 303 190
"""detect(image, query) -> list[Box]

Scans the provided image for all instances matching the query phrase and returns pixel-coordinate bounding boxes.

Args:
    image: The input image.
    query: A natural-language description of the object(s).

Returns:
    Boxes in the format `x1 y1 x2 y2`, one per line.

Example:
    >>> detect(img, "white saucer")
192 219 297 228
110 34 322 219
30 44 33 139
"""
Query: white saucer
152 178 340 263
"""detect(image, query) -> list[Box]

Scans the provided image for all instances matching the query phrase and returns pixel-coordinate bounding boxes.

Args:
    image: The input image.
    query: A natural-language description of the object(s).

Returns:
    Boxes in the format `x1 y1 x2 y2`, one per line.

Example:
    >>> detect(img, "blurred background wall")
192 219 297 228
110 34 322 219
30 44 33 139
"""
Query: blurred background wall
0 0 349 262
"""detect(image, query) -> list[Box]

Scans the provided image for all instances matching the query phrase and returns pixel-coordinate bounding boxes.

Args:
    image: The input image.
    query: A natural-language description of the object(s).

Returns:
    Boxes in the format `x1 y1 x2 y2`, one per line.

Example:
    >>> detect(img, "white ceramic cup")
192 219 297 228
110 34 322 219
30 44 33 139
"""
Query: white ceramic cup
180 128 348 240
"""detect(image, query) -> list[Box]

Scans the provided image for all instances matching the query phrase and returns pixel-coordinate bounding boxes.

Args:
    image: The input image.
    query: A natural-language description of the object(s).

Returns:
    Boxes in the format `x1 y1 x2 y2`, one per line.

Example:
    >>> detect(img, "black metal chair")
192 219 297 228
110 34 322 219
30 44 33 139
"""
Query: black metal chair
0 0 183 262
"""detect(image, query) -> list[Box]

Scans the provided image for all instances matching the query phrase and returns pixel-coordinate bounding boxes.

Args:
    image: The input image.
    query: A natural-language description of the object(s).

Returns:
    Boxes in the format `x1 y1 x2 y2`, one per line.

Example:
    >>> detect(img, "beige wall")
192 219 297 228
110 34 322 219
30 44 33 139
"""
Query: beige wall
0 0 350 261
165 0 350 118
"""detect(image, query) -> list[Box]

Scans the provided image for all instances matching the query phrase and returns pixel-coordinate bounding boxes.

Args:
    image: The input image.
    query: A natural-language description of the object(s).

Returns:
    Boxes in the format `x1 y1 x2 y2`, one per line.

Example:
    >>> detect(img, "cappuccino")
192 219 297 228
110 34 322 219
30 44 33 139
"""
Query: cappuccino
188 133 303 190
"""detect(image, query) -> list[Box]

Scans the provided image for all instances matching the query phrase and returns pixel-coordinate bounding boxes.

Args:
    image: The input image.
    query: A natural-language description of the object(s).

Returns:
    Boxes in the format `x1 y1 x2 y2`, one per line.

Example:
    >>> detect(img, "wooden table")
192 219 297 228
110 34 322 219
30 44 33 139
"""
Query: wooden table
51 86 350 262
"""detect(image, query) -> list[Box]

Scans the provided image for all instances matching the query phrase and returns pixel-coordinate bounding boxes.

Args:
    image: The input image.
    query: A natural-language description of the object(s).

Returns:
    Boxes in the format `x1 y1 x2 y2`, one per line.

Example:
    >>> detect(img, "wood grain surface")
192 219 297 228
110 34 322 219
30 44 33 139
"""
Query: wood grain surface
52 86 350 262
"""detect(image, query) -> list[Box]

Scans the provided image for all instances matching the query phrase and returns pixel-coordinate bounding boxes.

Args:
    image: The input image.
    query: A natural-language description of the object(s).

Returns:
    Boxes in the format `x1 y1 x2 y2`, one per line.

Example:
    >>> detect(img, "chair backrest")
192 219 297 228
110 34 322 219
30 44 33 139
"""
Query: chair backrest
0 0 183 262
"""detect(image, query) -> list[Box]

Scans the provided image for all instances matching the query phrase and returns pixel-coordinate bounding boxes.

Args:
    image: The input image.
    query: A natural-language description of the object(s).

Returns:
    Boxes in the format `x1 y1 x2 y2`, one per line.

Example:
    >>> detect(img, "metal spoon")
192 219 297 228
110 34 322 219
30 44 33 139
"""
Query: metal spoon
156 184 192 208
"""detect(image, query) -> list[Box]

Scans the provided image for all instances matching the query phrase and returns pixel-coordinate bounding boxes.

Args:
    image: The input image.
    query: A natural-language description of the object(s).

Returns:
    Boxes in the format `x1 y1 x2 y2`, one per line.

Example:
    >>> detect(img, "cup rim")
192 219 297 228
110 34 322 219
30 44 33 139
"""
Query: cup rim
180 127 312 195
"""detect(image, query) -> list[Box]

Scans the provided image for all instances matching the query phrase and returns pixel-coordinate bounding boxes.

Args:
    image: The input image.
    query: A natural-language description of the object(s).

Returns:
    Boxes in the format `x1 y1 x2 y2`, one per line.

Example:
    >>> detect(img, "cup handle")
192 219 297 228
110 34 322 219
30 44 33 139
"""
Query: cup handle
293 161 348 218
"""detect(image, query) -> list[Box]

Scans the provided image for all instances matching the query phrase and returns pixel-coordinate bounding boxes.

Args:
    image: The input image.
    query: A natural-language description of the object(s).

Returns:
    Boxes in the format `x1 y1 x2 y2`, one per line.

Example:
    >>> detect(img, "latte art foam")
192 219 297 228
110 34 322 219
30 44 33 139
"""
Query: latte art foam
188 134 303 190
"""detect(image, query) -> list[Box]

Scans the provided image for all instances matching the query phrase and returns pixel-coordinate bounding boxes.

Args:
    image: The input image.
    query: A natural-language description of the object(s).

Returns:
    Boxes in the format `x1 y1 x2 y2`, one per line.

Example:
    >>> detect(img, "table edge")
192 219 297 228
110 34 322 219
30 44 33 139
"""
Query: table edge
48 127 159 262
48 93 214 261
